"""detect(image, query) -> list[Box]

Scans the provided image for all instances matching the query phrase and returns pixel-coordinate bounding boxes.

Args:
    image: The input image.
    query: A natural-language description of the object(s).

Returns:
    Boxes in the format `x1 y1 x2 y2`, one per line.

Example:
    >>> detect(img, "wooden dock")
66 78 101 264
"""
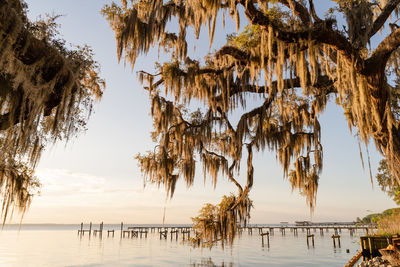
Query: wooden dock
77 222 377 250
78 222 376 236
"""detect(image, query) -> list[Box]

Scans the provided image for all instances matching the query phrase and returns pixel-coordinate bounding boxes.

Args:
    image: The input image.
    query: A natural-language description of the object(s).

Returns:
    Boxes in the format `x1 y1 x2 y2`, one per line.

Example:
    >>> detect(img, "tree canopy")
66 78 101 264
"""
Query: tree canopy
0 0 104 222
376 159 400 205
103 0 400 245
358 207 400 224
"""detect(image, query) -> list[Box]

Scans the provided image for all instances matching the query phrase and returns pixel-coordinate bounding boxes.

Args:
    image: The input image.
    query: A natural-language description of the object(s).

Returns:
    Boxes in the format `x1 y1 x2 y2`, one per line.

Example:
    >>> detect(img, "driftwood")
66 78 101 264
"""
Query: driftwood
379 247 400 266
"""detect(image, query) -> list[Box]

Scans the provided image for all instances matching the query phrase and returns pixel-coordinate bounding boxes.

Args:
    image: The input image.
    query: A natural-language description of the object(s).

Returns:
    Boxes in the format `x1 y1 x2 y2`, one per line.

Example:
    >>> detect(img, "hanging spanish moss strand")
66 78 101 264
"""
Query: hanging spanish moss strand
104 0 400 246
0 0 105 223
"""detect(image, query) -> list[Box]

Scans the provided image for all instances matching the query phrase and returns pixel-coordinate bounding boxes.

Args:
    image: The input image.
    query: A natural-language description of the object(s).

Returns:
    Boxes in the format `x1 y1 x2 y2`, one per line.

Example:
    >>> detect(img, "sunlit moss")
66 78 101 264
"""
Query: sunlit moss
105 0 400 246
0 0 104 222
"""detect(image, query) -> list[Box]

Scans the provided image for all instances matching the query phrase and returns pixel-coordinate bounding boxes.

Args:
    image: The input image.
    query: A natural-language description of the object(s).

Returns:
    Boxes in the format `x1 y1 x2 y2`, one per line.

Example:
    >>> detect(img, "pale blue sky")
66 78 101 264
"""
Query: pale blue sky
18 0 396 224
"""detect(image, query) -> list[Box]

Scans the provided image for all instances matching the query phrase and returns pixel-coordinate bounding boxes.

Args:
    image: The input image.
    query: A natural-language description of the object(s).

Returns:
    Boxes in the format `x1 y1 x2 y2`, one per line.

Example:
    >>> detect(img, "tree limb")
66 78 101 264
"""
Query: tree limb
278 0 311 25
368 0 400 39
308 0 321 23
213 75 334 103
364 27 400 74
239 0 362 70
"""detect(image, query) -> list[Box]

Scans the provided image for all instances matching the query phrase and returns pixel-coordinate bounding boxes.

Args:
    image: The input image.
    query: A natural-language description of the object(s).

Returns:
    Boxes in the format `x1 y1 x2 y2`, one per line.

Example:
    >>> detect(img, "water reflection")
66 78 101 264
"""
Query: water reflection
190 258 233 267
0 225 364 266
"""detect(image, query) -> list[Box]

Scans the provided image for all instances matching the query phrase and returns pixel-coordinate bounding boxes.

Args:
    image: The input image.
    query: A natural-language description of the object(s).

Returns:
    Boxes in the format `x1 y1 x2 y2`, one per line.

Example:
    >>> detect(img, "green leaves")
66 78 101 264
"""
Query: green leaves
376 159 400 205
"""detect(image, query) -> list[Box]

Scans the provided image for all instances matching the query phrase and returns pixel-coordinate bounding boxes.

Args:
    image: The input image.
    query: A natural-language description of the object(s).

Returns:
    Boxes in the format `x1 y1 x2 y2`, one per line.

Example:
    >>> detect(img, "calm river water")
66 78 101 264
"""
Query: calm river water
0 224 363 266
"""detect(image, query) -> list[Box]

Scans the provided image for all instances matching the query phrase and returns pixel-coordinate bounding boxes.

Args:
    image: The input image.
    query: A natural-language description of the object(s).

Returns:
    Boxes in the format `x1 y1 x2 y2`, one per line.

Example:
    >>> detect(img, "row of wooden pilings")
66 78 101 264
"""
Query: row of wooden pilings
259 229 342 248
77 222 193 240
78 222 116 237
254 226 367 237
255 226 373 249
78 223 374 237
78 223 374 247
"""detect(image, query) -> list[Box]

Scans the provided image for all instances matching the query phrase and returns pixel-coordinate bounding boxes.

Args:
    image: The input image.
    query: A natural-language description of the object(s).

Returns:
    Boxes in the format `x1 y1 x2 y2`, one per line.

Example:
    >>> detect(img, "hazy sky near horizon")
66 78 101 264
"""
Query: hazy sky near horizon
17 0 396 224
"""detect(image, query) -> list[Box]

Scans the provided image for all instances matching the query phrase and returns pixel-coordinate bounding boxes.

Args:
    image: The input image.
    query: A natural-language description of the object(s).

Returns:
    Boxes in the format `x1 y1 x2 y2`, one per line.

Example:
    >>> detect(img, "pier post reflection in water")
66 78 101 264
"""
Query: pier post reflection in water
307 234 315 248
77 222 92 237
70 223 370 266
260 231 270 248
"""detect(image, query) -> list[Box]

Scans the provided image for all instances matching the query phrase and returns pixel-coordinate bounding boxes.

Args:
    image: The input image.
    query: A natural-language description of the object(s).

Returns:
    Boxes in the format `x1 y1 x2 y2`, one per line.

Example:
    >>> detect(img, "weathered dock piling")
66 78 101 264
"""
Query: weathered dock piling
93 222 103 237
139 229 148 238
78 222 83 235
349 228 354 236
261 231 270 248
170 229 178 240
182 230 190 240
307 234 315 248
280 227 285 236
332 235 341 248
269 227 274 235
122 230 131 238
160 230 168 239
107 230 115 237
78 222 92 236
131 230 139 237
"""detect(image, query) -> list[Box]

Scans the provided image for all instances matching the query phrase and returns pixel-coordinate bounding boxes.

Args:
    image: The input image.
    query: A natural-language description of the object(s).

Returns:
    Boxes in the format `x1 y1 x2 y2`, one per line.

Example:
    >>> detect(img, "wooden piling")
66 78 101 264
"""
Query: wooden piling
140 229 148 238
307 234 315 248
332 235 341 248
78 222 83 235
107 230 114 237
93 222 104 236
171 229 178 240
160 230 168 239
131 230 138 237
122 230 131 238
306 228 311 235
182 230 190 240
269 227 274 235
261 231 270 248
